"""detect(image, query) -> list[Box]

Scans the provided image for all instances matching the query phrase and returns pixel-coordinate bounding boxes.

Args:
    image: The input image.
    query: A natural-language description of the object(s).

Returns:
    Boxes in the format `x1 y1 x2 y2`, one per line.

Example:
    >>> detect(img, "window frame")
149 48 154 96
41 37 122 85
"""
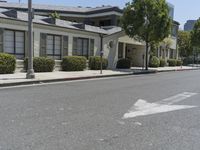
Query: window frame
4 29 25 59
46 34 62 60
73 37 90 58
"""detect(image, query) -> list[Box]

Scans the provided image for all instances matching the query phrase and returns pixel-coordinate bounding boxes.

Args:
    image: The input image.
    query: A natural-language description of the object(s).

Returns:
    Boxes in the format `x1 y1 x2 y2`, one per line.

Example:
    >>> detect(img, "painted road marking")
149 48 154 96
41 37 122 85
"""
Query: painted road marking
123 92 198 119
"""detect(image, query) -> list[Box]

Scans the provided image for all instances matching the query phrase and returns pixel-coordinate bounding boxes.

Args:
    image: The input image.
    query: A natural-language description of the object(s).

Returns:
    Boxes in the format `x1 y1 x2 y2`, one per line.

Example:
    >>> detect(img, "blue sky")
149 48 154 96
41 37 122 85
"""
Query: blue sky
7 0 200 28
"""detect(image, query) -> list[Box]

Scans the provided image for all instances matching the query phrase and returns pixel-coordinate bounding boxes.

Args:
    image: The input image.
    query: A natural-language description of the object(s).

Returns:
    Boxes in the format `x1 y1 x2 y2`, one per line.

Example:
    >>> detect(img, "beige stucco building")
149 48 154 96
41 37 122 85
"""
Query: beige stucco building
0 2 179 71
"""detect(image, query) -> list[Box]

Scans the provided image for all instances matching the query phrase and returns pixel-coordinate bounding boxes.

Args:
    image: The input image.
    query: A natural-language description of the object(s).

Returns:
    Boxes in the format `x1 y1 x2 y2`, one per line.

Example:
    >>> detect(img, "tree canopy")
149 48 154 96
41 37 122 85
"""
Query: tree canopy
49 11 60 19
191 19 200 48
178 31 192 57
122 0 171 43
122 0 172 70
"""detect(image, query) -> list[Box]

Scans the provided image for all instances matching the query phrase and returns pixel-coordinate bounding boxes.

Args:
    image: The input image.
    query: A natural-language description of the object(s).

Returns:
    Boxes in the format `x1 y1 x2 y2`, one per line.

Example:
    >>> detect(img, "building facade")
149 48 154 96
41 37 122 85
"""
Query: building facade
184 20 197 31
0 2 179 71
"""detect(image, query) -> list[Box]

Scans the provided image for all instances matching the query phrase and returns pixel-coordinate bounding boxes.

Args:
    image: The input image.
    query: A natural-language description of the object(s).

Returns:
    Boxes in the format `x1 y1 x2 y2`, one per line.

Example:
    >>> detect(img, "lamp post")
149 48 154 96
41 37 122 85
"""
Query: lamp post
26 0 35 79
100 34 103 74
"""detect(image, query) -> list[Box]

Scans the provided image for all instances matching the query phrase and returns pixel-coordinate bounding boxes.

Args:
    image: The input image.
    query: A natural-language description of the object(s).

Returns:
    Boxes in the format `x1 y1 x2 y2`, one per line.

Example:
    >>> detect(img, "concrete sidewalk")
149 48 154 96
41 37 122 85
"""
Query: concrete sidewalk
131 66 200 72
0 66 199 87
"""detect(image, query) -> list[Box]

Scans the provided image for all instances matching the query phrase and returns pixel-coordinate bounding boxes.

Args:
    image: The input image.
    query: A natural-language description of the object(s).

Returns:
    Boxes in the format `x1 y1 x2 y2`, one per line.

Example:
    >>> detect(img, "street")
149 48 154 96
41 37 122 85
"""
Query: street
0 71 200 150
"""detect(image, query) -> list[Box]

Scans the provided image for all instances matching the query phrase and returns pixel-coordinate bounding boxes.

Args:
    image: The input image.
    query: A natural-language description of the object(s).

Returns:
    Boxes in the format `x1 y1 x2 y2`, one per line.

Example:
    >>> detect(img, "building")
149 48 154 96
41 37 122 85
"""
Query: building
184 20 197 31
167 2 174 19
0 2 179 71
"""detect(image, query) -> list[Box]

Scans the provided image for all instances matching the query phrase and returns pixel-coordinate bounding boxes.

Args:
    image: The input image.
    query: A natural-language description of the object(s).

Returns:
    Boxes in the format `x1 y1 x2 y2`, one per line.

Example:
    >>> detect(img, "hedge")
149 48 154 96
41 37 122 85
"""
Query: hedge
149 56 160 68
116 58 131 69
183 57 193 65
167 59 177 66
61 56 87 71
0 53 16 74
159 58 166 67
176 60 183 66
24 57 55 72
89 56 108 70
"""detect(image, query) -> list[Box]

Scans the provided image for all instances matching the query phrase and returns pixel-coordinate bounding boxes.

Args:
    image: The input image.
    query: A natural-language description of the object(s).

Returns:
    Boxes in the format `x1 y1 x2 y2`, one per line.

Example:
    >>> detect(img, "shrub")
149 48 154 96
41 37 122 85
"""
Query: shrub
167 59 177 66
183 57 193 65
176 60 183 66
24 57 55 72
149 56 160 68
89 56 108 70
0 53 16 74
61 56 87 71
159 58 166 67
116 58 131 69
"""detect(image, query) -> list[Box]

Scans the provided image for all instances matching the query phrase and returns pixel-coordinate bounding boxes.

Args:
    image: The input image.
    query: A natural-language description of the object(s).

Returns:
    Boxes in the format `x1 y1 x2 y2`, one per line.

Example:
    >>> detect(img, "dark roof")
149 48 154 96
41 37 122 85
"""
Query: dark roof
173 20 180 26
0 2 123 15
0 9 122 35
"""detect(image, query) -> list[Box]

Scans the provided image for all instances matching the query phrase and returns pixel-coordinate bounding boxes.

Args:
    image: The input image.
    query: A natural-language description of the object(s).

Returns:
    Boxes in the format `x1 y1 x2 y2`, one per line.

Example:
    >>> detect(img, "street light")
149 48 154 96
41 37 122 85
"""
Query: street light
26 0 35 79
100 34 103 74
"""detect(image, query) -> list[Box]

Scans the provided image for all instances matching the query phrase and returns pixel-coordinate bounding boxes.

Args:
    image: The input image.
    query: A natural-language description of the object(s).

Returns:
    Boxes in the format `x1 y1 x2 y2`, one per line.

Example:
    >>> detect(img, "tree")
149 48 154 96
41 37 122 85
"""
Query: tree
160 37 172 59
49 11 60 19
122 0 172 70
191 19 200 47
178 31 192 58
191 19 200 64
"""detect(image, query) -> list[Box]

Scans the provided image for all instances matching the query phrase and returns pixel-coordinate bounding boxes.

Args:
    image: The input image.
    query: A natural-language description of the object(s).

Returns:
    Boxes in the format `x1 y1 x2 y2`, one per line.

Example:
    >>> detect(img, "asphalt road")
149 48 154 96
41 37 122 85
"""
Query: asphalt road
0 70 200 150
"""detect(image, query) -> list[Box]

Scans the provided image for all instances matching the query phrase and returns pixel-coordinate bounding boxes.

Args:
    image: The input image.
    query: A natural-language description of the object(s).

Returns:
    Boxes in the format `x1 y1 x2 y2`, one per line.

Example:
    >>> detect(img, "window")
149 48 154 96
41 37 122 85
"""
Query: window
46 35 61 59
4 30 25 59
118 42 123 59
171 25 177 37
99 20 111 26
159 46 162 57
73 37 93 58
170 49 174 58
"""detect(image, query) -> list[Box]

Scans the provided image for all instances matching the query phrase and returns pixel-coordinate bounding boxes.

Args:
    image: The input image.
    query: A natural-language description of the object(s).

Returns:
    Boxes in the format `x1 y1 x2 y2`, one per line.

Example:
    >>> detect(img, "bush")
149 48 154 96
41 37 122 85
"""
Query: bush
89 56 108 70
0 53 16 74
24 57 55 72
116 58 131 69
176 60 183 66
61 56 87 71
183 57 193 65
149 56 160 68
167 59 177 66
159 58 166 67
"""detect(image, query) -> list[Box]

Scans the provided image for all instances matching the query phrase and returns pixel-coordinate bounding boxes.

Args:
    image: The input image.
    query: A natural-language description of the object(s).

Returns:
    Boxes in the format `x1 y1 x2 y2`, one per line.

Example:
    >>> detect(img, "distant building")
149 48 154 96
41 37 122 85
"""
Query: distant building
184 20 197 31
167 2 174 19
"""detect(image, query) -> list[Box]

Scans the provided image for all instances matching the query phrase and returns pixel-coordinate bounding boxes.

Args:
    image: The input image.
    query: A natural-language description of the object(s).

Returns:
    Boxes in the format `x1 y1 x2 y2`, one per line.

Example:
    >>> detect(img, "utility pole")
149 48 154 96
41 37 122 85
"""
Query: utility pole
100 34 103 74
26 0 35 79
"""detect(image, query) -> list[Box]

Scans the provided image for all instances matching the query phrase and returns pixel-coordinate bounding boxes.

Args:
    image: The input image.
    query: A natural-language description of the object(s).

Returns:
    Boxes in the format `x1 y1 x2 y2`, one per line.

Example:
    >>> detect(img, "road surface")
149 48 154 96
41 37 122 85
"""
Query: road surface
0 70 200 150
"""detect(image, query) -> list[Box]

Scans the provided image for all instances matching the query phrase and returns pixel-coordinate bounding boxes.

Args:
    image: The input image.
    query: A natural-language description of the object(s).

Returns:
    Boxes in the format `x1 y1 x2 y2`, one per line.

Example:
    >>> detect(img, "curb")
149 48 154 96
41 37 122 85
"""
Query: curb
0 68 199 87
0 73 134 87
156 68 200 73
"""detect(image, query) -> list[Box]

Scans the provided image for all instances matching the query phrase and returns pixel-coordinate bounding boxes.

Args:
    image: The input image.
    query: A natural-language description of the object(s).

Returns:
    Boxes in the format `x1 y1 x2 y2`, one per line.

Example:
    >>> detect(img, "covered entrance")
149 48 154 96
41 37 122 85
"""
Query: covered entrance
118 36 146 67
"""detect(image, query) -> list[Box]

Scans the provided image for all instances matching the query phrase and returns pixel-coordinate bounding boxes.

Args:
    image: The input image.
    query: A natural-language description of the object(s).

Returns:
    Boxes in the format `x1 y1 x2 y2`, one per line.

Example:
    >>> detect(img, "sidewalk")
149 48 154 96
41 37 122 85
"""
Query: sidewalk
131 66 200 72
0 66 199 87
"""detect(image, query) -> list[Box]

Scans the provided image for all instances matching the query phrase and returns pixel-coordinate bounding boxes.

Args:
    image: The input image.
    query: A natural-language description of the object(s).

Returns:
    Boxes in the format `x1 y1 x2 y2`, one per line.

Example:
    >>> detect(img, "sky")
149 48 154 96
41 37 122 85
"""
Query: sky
7 0 200 29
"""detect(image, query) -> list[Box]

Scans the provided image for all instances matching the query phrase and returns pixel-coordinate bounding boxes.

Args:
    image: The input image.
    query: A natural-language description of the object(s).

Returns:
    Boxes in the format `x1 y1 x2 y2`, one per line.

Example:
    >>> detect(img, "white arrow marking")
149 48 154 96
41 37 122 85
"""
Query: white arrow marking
123 92 198 119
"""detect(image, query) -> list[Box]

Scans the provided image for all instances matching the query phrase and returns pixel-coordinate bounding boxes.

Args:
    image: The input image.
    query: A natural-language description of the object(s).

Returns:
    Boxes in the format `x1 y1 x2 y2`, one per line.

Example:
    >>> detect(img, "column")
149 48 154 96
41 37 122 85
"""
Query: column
123 43 126 58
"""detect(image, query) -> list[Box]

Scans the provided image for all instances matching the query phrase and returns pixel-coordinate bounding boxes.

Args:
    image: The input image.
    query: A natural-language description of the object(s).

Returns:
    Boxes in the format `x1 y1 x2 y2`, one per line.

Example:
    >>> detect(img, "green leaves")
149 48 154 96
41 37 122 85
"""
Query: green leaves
191 19 200 48
61 56 87 71
122 0 171 43
178 31 192 57
0 53 16 74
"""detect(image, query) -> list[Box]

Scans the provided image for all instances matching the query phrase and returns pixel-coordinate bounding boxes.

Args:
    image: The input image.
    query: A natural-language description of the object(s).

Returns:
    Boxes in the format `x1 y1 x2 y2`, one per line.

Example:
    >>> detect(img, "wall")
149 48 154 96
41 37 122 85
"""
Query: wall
0 18 101 59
